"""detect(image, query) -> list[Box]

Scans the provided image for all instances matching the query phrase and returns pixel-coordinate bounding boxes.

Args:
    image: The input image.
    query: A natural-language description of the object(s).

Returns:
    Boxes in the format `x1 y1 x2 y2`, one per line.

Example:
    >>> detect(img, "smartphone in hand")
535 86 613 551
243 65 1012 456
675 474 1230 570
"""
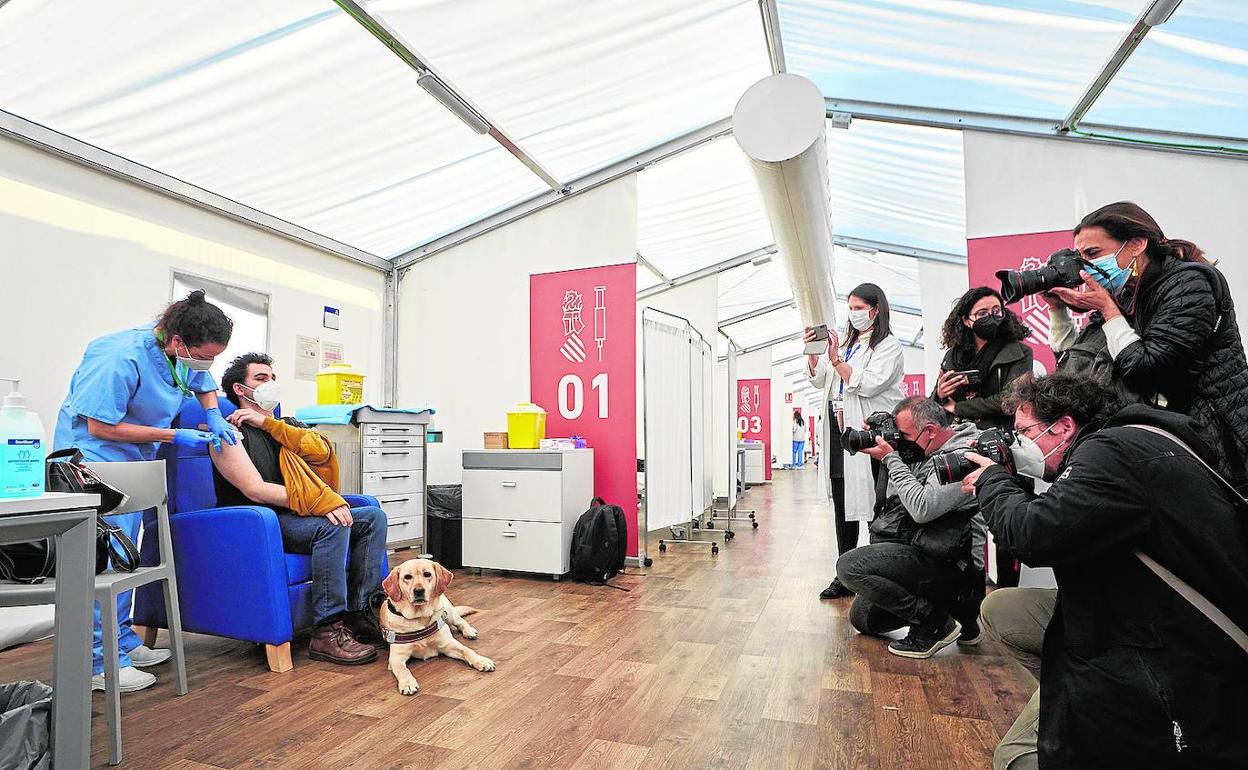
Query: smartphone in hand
804 323 830 356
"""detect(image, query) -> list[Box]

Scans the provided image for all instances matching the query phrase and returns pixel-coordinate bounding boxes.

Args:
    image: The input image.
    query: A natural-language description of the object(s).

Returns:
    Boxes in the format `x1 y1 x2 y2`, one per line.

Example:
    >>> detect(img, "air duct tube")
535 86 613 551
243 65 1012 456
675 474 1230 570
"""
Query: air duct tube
732 74 838 331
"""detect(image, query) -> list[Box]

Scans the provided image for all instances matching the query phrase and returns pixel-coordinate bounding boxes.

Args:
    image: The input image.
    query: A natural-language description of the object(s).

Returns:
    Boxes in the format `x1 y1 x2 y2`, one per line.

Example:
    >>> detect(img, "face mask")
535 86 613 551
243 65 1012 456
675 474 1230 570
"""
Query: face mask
848 308 874 332
971 316 1003 340
1013 422 1068 480
895 427 930 464
242 381 280 411
175 340 214 372
1086 245 1136 295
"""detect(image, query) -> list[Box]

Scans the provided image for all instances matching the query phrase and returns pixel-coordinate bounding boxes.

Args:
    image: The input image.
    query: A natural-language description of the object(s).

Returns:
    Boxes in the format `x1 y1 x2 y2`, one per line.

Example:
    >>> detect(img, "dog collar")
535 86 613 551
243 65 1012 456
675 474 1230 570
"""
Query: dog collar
383 600 444 644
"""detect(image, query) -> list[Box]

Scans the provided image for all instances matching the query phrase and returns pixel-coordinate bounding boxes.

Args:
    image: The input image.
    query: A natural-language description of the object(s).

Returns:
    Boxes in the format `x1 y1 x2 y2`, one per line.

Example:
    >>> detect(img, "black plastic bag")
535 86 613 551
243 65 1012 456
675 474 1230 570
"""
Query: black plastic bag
0 680 52 770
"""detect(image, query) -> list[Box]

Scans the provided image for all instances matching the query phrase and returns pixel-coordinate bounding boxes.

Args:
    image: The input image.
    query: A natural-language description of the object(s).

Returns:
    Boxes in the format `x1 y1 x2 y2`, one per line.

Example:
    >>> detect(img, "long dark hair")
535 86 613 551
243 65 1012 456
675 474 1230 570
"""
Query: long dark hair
845 283 891 351
793 411 805 427
1075 200 1209 288
940 286 1030 353
158 290 234 347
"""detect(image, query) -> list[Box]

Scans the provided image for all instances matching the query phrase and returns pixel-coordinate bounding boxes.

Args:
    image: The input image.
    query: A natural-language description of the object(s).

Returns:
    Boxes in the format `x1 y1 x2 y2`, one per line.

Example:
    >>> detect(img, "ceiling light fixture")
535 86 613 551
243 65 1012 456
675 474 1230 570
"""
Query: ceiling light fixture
751 253 774 266
828 111 853 130
418 73 490 135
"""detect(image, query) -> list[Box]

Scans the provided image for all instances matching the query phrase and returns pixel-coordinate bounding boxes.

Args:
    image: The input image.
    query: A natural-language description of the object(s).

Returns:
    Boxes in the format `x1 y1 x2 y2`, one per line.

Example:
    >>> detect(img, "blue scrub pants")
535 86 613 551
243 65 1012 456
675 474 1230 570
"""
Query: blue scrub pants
93 510 144 675
791 440 806 467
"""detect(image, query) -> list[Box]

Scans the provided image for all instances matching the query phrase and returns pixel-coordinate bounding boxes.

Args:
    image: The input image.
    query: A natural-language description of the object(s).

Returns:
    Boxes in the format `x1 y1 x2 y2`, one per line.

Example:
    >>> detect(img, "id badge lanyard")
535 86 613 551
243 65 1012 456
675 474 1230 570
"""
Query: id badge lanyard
837 343 862 400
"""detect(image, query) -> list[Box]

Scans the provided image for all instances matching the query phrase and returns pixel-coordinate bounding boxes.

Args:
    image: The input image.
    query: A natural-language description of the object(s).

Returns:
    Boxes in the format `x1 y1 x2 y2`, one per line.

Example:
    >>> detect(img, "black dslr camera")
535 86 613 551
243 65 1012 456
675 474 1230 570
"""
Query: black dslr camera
932 428 1016 484
841 411 902 455
995 248 1087 304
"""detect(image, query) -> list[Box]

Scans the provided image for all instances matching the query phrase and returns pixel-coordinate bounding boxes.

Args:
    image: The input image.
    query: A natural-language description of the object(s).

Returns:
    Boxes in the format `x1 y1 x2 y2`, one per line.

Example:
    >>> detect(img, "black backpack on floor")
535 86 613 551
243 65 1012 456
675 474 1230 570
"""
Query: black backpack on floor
570 497 627 585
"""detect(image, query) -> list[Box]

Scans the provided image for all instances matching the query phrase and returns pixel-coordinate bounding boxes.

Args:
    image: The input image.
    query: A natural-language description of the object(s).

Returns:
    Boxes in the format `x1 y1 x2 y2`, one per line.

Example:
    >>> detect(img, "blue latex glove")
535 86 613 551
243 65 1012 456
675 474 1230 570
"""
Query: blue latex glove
172 428 220 451
203 407 238 447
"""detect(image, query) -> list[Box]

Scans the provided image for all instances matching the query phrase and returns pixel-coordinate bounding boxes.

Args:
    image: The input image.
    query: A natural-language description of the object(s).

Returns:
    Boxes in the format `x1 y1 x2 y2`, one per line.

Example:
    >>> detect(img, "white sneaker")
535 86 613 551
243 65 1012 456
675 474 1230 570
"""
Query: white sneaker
92 665 156 694
128 644 171 668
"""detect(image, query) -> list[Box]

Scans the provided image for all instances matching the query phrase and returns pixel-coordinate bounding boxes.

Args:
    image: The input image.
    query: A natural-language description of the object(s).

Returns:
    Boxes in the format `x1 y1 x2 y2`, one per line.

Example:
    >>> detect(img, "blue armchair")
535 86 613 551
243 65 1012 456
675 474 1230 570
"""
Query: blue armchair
134 400 385 672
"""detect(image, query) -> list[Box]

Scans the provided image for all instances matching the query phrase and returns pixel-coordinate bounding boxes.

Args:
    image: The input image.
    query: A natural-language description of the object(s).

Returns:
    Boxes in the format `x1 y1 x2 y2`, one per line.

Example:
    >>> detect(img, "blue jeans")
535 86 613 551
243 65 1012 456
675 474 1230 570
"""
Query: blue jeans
92 511 144 675
792 440 806 467
276 505 386 626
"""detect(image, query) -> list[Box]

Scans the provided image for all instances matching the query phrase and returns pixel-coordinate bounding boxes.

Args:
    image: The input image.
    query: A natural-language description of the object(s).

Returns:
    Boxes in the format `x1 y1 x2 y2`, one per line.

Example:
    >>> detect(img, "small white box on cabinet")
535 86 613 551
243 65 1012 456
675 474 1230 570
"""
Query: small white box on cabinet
461 449 594 579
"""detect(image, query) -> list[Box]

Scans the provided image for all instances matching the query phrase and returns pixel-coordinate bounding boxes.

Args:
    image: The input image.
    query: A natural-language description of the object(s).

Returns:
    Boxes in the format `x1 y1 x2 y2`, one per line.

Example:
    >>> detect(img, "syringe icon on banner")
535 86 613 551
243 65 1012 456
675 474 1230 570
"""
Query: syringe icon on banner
594 286 607 361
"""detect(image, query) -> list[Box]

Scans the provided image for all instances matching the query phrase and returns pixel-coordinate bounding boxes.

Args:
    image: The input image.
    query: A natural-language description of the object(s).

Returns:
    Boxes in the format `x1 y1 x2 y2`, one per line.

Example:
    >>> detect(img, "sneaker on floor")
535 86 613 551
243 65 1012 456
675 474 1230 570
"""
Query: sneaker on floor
129 644 172 667
92 665 156 693
957 617 983 646
888 617 962 659
819 578 854 600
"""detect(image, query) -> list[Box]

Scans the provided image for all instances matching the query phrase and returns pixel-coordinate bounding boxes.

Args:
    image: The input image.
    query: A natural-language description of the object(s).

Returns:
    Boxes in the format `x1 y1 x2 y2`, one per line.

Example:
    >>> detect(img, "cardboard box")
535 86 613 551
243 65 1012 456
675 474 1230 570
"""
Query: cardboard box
483 432 509 449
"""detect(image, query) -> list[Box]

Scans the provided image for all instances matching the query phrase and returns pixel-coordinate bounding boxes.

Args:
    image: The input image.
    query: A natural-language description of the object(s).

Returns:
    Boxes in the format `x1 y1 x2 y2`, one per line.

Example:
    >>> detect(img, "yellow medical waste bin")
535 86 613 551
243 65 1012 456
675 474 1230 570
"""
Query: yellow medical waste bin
506 403 547 449
317 363 365 405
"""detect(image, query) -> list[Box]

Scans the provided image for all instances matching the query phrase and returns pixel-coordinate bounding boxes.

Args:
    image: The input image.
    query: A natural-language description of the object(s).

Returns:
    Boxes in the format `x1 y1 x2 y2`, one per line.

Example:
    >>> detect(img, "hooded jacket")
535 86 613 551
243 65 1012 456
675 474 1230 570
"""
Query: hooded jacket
974 404 1248 769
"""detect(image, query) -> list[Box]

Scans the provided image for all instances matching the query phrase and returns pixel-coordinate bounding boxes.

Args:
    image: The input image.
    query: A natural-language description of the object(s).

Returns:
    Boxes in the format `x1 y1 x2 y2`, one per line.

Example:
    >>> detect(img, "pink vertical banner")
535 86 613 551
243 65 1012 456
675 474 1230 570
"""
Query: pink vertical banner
967 230 1090 375
737 378 772 481
898 373 927 399
530 263 638 556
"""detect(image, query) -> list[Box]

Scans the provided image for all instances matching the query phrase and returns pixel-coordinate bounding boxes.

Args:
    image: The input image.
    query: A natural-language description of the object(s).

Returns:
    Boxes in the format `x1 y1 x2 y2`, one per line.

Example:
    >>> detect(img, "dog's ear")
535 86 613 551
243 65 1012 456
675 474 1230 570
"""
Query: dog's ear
382 567 403 602
433 562 453 597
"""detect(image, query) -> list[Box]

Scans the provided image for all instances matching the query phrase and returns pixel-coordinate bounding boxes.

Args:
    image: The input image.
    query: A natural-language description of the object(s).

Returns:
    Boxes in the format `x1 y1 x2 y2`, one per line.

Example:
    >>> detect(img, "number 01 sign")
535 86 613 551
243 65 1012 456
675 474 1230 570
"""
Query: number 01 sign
530 263 638 557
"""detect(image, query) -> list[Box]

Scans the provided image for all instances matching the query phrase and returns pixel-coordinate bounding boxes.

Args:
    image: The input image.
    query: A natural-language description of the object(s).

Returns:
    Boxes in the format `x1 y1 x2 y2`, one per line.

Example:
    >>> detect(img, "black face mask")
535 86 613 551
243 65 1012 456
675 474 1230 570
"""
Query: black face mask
971 316 1003 340
895 433 927 464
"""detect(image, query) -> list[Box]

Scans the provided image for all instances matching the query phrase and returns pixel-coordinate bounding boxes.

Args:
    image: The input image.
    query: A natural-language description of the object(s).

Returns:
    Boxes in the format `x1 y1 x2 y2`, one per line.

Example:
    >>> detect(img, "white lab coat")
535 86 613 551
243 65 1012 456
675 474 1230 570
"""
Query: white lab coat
808 333 905 522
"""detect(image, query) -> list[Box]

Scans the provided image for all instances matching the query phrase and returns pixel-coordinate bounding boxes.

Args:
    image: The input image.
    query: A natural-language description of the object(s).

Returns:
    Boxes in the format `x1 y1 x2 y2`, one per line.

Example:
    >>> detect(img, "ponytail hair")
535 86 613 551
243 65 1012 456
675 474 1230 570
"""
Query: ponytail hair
158 290 233 347
1075 201 1209 265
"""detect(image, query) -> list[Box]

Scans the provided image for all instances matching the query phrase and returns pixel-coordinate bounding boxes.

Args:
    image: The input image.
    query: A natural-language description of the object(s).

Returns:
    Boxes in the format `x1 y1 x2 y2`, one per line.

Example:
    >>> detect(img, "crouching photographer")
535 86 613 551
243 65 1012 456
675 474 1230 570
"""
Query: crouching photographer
835 397 987 659
959 372 1248 769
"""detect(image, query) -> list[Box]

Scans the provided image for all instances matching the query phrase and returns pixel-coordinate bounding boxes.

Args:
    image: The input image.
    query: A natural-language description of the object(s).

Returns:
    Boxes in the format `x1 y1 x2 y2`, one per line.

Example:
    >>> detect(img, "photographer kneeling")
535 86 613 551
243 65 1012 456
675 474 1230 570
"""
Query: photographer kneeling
961 372 1248 769
835 397 987 659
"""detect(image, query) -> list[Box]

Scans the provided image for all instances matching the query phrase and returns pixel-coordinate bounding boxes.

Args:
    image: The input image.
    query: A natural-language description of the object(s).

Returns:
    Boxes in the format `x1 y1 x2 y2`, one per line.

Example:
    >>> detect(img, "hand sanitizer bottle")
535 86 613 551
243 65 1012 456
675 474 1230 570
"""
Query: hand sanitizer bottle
0 378 46 499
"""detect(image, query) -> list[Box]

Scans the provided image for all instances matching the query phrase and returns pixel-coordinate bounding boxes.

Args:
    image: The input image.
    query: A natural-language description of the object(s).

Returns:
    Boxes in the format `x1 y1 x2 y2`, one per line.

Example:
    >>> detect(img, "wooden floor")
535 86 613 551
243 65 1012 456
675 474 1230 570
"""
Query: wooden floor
0 467 1034 770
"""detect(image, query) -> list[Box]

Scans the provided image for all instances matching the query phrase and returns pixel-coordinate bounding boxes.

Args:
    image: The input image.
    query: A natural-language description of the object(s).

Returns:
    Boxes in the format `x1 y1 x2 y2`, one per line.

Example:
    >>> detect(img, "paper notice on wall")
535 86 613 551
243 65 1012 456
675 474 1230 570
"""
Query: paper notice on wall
295 336 320 381
322 341 344 368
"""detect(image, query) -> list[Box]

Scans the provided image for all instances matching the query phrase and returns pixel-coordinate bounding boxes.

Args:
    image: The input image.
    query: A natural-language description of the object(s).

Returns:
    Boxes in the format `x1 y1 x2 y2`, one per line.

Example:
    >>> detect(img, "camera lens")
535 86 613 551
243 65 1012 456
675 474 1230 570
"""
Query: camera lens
841 429 878 455
932 451 977 485
996 267 1056 305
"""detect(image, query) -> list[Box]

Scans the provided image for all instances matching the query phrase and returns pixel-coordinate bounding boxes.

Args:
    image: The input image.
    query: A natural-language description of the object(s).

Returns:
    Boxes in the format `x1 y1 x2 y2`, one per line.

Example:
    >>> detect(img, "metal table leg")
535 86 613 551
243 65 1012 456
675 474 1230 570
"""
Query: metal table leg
53 510 95 769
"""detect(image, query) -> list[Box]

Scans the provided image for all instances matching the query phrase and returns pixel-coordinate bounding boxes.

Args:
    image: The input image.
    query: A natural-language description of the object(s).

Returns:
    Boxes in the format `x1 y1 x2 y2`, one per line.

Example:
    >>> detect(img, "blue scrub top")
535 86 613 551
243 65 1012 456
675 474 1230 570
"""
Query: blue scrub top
54 325 217 462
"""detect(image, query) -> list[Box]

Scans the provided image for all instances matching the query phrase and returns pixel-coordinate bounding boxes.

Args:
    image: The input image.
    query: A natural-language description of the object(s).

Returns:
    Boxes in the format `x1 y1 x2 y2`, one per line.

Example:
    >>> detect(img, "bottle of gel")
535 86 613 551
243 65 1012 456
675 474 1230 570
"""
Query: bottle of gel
0 378 46 499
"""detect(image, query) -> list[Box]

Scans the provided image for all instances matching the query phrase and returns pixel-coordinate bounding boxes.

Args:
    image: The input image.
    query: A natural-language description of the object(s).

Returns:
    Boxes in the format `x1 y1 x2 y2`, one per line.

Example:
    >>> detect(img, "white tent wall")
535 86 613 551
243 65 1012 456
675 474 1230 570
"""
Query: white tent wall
0 134 385 432
917 259 969 378
963 132 1248 342
397 177 638 485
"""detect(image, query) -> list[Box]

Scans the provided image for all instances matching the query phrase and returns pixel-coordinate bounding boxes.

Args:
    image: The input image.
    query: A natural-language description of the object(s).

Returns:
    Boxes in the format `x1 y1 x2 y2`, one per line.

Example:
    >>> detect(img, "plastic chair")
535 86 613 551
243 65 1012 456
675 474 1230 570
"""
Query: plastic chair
0 460 188 765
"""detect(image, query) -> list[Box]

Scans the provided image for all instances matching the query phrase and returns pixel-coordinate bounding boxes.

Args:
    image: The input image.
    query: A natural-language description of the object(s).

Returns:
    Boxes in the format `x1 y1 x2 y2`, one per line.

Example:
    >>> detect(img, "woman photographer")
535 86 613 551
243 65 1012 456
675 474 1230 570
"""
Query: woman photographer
935 287 1033 431
1047 201 1248 489
804 283 905 599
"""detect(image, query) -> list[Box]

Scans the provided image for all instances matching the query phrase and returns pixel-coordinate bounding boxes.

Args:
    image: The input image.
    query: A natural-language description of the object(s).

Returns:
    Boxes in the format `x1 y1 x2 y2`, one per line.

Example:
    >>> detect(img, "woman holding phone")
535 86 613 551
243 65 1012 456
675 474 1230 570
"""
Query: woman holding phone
935 287 1033 431
805 284 905 599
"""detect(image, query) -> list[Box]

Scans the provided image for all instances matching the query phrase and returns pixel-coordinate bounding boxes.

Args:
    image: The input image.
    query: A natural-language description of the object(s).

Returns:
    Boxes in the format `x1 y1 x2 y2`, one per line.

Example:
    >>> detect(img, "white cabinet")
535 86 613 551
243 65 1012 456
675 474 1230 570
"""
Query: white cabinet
316 408 431 549
461 449 594 579
739 442 766 485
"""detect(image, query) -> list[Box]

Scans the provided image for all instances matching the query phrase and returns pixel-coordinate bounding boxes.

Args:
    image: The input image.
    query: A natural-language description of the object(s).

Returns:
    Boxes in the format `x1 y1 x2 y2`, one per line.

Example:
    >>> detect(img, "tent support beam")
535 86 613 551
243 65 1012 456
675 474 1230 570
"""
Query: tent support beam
637 245 777 301
759 0 787 74
383 268 400 407
0 109 391 271
636 251 674 286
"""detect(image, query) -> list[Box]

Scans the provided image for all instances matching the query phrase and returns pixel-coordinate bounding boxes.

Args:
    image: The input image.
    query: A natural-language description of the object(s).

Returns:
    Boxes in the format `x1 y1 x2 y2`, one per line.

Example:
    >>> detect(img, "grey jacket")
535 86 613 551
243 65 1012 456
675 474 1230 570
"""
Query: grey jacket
881 422 987 569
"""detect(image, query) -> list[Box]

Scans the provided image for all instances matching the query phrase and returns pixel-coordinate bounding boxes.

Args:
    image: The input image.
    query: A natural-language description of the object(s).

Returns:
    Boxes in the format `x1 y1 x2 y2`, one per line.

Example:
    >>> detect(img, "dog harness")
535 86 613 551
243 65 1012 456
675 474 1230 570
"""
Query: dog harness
383 600 446 644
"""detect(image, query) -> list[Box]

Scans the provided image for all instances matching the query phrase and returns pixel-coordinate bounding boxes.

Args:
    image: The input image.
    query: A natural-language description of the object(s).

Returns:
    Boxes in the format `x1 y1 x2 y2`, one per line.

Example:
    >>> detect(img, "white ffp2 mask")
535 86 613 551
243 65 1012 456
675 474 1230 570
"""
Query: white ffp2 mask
848 308 874 331
243 381 281 411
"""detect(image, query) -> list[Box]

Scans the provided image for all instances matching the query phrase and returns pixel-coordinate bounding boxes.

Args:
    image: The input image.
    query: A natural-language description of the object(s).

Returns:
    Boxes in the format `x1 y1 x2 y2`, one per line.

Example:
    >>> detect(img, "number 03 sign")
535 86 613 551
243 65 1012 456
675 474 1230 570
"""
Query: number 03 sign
530 263 639 557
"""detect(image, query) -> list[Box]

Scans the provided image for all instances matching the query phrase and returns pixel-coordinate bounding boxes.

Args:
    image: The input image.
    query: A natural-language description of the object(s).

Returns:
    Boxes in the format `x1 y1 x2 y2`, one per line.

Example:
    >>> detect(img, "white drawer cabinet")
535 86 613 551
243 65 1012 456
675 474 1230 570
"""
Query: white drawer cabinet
316 409 432 549
461 449 593 579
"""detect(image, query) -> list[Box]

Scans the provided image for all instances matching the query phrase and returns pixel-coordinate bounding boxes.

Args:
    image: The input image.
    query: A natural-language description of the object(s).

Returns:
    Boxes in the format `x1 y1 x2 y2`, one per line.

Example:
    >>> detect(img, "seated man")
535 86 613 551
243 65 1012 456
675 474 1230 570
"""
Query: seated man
962 372 1248 768
210 352 386 666
836 396 987 659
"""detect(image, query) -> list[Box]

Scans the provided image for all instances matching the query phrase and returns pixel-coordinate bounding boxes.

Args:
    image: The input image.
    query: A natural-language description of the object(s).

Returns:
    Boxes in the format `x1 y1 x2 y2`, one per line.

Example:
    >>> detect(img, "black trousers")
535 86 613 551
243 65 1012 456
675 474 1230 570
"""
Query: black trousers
827 402 881 556
837 543 983 633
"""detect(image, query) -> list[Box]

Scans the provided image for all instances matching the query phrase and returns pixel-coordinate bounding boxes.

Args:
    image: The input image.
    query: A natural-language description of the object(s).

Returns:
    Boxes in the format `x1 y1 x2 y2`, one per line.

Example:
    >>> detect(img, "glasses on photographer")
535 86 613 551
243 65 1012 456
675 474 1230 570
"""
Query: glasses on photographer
969 307 1005 321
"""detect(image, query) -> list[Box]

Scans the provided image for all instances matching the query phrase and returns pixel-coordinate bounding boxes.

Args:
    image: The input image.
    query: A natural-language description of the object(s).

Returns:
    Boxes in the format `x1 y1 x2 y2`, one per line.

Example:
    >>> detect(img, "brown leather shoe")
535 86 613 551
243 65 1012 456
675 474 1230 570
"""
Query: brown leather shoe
308 619 378 665
342 609 387 649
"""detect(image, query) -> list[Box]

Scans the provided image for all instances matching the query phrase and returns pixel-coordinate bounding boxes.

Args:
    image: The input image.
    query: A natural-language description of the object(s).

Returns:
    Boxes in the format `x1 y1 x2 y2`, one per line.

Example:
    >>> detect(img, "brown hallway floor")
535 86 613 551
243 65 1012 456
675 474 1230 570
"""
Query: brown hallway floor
0 465 1035 769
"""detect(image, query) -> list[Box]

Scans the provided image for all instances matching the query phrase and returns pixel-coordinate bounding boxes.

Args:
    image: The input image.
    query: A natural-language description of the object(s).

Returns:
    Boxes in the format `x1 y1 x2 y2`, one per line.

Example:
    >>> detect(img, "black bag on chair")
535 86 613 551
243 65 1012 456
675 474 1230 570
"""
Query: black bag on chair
0 450 141 583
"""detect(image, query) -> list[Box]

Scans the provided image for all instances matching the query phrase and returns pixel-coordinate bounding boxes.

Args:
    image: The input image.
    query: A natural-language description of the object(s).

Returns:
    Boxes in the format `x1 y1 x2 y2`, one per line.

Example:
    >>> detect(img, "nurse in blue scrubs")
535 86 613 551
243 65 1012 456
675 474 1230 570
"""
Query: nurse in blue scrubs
54 290 236 694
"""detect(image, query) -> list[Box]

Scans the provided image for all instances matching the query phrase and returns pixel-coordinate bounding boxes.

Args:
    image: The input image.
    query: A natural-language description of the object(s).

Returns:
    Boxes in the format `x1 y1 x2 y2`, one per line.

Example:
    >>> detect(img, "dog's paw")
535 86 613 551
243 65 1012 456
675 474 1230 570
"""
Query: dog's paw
463 627 479 640
474 656 496 673
398 679 420 696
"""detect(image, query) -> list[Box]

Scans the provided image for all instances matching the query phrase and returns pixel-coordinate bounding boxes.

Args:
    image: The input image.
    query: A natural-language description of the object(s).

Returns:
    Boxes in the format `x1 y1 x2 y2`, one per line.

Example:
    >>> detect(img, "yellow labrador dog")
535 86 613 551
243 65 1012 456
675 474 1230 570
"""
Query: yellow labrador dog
379 558 495 696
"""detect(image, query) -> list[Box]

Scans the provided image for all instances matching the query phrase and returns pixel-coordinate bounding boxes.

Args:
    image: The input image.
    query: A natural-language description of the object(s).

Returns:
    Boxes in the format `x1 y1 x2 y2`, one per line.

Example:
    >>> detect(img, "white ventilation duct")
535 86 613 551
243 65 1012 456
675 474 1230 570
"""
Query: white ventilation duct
732 74 838 331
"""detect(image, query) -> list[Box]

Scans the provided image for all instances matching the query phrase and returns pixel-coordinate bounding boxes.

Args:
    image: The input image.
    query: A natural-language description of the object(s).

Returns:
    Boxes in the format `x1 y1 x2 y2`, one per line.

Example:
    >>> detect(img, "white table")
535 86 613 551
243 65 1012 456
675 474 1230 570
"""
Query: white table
0 492 99 770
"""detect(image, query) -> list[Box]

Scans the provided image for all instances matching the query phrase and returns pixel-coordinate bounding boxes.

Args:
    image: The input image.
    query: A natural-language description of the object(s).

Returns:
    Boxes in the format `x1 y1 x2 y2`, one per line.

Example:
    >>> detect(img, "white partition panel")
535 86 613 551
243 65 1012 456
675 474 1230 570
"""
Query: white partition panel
643 312 693 533
702 341 715 512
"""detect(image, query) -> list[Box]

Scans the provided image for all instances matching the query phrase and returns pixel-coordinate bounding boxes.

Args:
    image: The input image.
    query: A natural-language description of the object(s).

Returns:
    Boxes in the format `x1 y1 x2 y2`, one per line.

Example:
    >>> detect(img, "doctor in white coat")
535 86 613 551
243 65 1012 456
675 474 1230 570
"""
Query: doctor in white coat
806 283 905 599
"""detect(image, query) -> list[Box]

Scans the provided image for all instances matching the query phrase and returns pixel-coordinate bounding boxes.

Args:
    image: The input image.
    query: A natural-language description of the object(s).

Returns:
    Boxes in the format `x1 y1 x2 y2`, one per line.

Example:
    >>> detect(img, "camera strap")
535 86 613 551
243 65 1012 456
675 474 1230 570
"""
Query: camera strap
1123 423 1248 655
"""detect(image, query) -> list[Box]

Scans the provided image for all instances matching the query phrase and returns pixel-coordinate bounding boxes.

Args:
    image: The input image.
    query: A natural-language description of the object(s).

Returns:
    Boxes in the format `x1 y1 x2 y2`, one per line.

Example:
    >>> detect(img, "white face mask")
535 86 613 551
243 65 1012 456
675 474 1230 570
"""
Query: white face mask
175 340 214 372
242 380 280 411
1013 422 1067 480
848 308 875 332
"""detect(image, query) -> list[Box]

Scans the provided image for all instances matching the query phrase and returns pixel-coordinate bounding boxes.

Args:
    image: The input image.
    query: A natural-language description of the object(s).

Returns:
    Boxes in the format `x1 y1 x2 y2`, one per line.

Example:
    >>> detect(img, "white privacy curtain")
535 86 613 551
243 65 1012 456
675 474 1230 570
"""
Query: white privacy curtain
701 340 715 513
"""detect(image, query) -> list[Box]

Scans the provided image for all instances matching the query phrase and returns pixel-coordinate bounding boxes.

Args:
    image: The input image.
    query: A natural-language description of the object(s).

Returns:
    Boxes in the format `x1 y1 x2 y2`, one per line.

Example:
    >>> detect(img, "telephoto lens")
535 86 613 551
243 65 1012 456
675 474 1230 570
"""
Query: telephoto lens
841 412 903 455
932 429 1016 484
995 248 1086 304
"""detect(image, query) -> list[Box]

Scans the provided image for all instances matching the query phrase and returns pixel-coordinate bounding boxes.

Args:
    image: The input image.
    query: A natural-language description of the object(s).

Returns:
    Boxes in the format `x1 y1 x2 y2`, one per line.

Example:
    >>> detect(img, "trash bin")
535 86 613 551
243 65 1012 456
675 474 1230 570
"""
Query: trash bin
0 680 52 770
426 485 463 569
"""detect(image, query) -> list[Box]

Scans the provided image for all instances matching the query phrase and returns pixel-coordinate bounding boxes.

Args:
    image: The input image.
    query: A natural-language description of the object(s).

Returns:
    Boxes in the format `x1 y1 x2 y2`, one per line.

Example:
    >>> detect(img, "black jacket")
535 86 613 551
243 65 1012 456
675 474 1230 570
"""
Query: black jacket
1117 256 1248 487
938 341 1033 430
975 404 1248 769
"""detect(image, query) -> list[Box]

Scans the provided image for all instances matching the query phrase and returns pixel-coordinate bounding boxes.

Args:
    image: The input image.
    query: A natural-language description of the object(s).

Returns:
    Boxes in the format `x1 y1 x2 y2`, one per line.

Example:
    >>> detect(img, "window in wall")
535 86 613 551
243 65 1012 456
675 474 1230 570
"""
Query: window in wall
170 271 270 392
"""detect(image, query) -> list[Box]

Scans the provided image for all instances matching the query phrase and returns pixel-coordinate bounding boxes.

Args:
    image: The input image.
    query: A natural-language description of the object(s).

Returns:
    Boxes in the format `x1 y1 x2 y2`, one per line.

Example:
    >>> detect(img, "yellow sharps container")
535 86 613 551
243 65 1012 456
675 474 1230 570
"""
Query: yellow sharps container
506 403 547 449
316 363 366 405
